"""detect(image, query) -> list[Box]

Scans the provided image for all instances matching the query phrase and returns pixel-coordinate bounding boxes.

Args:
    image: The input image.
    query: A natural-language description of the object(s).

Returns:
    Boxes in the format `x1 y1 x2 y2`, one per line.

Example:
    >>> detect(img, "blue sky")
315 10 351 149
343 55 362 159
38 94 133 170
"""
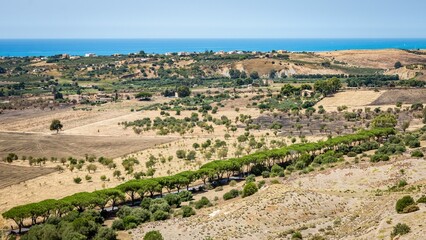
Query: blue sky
1 0 425 38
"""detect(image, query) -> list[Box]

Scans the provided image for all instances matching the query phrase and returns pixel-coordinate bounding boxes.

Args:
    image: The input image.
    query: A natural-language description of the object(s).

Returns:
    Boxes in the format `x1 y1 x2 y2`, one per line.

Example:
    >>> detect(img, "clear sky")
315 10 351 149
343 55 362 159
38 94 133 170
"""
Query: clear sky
1 0 425 39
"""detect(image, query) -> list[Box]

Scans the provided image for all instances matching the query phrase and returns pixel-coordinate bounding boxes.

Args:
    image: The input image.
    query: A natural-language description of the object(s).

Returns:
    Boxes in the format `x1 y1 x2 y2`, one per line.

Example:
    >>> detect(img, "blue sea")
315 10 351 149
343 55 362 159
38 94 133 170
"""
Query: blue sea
0 39 426 57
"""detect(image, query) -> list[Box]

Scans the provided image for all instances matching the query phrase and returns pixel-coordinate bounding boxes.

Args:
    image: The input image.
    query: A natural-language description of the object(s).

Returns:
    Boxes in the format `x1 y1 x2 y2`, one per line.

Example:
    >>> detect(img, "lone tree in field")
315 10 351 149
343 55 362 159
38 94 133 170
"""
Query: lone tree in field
50 119 63 133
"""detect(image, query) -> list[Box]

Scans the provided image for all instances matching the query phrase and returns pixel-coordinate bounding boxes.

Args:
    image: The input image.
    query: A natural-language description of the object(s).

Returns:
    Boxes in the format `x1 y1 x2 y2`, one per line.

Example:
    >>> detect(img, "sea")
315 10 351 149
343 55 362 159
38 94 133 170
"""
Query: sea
0 39 426 57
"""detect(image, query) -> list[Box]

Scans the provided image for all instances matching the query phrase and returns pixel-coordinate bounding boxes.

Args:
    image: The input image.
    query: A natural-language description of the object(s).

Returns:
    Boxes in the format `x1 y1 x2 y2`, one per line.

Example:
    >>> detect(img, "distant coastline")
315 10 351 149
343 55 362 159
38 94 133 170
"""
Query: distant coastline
0 38 425 57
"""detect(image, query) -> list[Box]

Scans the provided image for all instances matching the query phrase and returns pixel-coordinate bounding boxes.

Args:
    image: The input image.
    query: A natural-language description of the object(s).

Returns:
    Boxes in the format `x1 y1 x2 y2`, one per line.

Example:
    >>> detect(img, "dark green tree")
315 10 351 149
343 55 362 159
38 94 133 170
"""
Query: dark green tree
50 119 63 133
176 86 191 98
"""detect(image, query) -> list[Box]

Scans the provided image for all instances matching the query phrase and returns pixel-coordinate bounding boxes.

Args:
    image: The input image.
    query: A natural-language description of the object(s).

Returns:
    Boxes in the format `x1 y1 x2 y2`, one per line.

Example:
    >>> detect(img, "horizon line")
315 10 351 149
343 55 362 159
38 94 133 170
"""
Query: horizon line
1 37 426 40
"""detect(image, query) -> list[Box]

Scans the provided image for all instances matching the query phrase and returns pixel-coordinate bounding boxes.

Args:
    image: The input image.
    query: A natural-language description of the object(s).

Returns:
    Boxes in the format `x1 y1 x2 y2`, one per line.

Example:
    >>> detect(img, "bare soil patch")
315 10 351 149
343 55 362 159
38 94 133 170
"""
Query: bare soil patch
0 132 176 159
370 88 426 105
0 163 56 189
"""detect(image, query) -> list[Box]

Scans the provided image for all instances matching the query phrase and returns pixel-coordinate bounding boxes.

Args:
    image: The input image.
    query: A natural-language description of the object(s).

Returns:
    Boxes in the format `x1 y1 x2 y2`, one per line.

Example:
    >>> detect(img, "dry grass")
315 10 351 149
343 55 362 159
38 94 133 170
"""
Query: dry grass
318 49 426 69
131 157 426 240
316 90 384 111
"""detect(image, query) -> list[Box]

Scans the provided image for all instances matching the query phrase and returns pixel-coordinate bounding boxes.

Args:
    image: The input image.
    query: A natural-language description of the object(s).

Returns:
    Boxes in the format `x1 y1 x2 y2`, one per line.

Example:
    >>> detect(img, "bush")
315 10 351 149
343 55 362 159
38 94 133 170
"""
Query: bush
291 231 302 239
164 194 181 207
149 199 171 213
396 196 415 213
111 219 125 230
271 164 284 175
405 136 420 148
347 152 357 157
117 206 133 219
313 151 342 165
223 189 239 200
141 198 152 210
411 150 424 158
152 210 169 221
144 230 164 240
376 143 406 155
93 227 117 240
177 191 193 202
176 150 186 159
181 206 195 218
122 215 139 229
397 179 408 188
261 171 270 178
194 197 211 209
270 179 280 184
257 180 266 189
130 208 151 223
242 182 258 198
73 177 82 184
391 223 410 238
245 174 256 183
229 180 237 187
370 154 390 162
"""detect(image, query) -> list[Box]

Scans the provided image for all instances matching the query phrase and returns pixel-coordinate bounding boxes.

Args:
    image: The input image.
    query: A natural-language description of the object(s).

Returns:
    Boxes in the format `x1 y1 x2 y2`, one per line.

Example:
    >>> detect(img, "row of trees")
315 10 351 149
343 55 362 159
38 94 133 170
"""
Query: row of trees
2 128 394 233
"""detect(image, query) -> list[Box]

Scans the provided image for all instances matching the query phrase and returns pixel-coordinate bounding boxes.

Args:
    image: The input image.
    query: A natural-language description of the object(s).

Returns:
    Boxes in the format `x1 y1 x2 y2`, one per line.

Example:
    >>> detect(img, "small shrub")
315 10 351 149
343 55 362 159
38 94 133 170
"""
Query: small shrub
195 197 211 209
391 223 410 238
111 219 125 230
223 189 239 200
152 210 169 221
291 231 302 239
229 180 237 187
347 152 357 157
73 177 82 184
117 206 133 219
177 191 193 202
395 196 415 213
164 194 181 207
181 206 195 218
261 171 270 178
411 150 424 158
397 179 408 188
257 180 266 189
242 182 258 198
141 198 152 210
270 179 280 184
370 154 389 162
144 230 164 240
245 174 256 183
